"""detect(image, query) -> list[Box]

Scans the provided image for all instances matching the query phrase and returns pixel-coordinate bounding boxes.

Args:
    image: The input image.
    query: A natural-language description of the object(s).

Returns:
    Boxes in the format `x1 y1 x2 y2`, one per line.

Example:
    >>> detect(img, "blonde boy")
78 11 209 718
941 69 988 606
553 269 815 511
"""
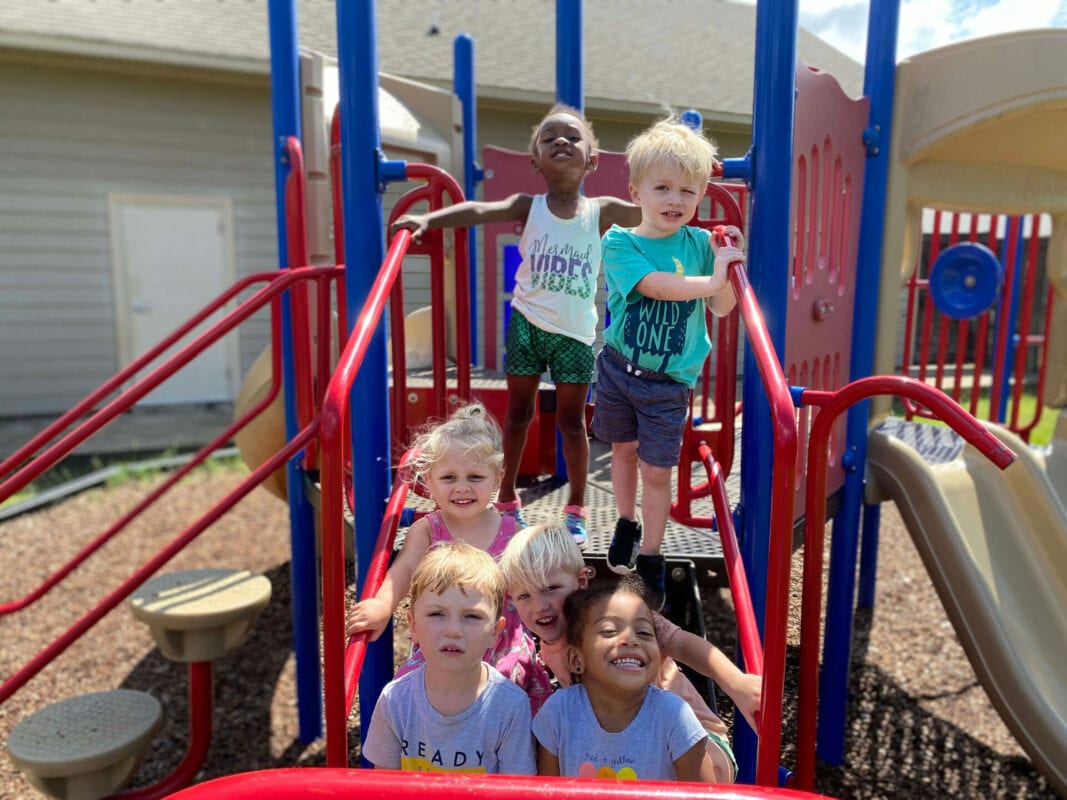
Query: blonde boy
361 542 535 774
592 116 745 607
500 523 761 782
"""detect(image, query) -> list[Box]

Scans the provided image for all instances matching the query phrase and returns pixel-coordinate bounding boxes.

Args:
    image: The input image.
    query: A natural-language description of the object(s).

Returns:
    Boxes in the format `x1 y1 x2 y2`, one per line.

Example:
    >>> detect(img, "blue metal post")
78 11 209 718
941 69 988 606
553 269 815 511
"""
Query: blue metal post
995 218 1026 421
454 34 480 365
555 0 583 111
816 0 901 765
266 0 321 743
335 0 398 761
735 0 798 782
857 502 882 608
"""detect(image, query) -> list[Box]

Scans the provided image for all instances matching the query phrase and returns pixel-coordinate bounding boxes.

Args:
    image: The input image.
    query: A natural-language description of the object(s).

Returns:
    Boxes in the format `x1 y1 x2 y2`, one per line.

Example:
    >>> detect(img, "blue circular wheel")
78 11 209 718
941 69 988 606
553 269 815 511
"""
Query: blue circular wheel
928 242 1004 320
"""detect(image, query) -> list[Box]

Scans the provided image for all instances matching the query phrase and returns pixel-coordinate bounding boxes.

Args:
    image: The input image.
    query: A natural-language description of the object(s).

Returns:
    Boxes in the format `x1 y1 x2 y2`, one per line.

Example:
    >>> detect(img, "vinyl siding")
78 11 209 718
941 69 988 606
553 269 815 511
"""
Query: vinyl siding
0 57 278 415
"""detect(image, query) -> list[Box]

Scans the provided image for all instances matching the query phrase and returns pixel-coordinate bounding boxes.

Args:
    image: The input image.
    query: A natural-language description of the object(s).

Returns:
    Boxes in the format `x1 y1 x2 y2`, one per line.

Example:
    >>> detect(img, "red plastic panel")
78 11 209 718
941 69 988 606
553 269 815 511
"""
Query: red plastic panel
786 67 870 518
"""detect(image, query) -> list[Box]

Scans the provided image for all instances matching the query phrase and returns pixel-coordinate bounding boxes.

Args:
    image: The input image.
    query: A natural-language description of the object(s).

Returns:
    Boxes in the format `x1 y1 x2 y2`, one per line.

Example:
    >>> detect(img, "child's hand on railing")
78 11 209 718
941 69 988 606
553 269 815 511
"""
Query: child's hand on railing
727 671 764 734
345 598 392 641
710 223 745 253
390 213 429 242
710 225 746 275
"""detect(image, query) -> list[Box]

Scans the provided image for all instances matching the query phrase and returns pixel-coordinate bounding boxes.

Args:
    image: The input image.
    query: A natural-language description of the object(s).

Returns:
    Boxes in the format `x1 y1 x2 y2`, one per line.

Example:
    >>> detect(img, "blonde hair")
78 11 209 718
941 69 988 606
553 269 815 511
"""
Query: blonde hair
528 102 600 156
408 541 506 619
498 522 586 593
408 402 503 483
626 115 718 187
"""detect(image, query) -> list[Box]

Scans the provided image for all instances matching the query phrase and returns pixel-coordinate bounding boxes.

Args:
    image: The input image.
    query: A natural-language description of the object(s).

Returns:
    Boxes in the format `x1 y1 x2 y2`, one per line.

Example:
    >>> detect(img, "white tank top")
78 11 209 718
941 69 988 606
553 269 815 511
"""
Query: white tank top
510 193 601 345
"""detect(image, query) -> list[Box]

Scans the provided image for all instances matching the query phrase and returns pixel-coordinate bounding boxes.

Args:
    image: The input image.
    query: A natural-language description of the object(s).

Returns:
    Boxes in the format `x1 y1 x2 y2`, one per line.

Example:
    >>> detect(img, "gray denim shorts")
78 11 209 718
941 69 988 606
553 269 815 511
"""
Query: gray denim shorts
591 346 689 468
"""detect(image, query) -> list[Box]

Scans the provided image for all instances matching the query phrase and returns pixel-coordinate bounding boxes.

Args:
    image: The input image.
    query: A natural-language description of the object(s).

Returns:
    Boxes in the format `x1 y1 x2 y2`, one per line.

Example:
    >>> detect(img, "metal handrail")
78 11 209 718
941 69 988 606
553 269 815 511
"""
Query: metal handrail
725 258 799 786
792 377 1015 789
320 228 413 765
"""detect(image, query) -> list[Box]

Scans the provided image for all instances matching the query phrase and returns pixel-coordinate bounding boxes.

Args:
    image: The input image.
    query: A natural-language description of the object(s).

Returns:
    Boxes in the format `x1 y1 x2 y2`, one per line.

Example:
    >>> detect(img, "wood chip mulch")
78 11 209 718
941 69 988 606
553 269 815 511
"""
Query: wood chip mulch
0 465 1059 799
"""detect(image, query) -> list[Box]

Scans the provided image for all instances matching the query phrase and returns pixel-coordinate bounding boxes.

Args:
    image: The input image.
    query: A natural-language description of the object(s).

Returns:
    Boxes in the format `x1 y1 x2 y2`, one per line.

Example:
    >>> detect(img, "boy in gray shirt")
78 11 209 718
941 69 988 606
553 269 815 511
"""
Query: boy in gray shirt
361 543 535 774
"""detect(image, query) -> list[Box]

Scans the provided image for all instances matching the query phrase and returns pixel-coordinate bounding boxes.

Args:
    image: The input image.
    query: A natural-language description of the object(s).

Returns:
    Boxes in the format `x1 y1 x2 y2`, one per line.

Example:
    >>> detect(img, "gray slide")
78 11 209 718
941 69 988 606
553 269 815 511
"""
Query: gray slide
866 418 1067 796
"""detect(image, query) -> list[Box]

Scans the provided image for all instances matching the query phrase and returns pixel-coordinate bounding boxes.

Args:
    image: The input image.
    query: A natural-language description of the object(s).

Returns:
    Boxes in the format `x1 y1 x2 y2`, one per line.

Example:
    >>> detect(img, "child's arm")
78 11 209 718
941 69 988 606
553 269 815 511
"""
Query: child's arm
674 739 716 783
596 196 643 233
345 518 432 640
391 193 533 238
664 628 762 732
634 231 744 309
536 744 561 776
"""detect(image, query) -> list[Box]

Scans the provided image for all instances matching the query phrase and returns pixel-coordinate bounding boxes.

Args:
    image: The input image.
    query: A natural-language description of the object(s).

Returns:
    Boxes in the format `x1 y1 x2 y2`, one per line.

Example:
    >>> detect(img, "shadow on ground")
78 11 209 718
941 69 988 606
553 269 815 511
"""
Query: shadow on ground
703 597 1057 799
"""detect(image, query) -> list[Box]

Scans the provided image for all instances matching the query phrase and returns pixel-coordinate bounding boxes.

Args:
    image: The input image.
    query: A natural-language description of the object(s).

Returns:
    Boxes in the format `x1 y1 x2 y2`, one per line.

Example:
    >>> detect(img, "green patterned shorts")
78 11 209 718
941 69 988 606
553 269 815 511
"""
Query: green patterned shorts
505 310 594 384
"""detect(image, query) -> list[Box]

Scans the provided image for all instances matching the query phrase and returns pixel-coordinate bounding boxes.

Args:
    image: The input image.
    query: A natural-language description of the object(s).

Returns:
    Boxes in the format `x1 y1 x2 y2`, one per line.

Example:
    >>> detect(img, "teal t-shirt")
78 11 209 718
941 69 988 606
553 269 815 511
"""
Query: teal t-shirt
601 225 716 387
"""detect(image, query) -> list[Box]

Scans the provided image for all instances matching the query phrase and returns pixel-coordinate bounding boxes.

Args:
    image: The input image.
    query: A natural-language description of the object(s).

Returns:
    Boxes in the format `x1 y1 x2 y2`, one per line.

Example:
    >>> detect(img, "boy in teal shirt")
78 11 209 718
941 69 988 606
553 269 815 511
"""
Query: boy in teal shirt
593 117 745 607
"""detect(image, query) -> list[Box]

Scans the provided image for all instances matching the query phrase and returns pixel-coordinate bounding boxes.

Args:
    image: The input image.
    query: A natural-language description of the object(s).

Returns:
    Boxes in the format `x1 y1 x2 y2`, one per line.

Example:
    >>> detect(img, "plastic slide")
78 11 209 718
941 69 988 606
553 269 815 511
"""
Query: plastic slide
865 417 1067 796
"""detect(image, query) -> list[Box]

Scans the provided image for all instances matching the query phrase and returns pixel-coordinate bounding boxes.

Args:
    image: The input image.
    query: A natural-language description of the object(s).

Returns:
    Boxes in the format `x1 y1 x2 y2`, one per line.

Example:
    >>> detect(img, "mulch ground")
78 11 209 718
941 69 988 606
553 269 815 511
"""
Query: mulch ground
0 465 1059 799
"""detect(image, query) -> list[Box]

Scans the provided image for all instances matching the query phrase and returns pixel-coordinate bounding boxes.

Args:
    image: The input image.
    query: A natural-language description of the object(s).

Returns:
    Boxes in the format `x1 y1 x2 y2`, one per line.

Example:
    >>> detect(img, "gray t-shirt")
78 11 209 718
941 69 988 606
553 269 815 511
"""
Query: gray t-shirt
532 684 706 780
362 665 536 774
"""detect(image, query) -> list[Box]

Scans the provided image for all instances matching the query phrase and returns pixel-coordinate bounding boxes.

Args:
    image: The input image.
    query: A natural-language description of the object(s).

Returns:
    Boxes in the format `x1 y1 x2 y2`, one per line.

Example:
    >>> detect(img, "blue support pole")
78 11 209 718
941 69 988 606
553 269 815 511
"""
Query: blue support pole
735 0 798 782
857 502 882 608
454 34 481 365
995 218 1026 422
266 0 321 743
335 0 401 763
816 0 901 765
555 0 583 111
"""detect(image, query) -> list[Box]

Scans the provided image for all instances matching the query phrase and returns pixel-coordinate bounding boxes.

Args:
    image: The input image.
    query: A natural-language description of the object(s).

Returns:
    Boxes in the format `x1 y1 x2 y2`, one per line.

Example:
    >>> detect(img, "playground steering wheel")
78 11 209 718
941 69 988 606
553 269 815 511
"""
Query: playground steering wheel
927 242 1004 320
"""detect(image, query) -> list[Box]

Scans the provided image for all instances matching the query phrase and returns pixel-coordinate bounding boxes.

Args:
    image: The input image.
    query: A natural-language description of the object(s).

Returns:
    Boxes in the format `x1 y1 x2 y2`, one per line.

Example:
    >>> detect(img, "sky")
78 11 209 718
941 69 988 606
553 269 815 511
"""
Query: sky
734 0 1067 63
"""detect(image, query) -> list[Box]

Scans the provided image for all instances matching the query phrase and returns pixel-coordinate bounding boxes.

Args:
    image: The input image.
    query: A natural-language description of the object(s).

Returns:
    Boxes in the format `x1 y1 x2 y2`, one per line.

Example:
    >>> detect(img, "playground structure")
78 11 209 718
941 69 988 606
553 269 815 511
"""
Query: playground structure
1 1 1066 799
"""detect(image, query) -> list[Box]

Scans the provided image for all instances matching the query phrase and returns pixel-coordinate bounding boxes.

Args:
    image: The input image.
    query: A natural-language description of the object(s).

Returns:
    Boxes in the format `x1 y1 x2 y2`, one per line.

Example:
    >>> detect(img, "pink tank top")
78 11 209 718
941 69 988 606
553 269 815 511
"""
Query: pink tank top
393 510 554 714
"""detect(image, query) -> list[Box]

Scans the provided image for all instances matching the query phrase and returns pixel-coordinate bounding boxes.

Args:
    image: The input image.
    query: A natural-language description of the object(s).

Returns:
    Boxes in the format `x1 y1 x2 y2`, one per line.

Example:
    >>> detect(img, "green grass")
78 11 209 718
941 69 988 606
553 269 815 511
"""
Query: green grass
2 452 248 510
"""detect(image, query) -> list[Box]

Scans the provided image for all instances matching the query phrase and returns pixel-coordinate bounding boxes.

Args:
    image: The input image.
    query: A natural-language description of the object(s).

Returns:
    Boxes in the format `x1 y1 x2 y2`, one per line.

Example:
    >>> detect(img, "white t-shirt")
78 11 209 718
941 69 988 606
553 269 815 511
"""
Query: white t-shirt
510 193 602 345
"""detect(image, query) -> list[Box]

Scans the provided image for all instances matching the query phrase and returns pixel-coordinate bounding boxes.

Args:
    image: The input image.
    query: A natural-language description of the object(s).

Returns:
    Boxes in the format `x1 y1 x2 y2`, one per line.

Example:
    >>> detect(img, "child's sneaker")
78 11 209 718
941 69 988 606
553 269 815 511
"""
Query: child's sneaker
495 499 528 529
563 505 588 548
606 518 642 574
635 553 666 611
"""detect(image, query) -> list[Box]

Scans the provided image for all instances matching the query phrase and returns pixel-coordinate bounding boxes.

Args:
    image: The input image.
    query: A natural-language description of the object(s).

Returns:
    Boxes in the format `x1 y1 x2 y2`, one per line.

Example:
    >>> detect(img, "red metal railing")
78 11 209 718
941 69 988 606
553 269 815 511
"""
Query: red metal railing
320 156 480 760
792 378 1015 790
672 184 746 527
724 258 798 787
167 767 839 800
0 267 339 616
343 449 416 714
701 444 763 678
320 227 414 765
0 139 335 798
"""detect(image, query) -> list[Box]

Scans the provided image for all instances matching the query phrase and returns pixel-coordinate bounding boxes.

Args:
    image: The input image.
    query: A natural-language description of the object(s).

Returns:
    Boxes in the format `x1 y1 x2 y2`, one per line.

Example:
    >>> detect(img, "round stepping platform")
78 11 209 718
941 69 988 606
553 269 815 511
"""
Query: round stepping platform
7 689 162 800
129 567 272 662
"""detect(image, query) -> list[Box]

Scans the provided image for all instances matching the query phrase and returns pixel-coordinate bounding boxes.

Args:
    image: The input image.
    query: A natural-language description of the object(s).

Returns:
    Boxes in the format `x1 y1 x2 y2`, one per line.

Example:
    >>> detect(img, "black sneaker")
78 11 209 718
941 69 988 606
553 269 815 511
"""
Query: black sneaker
606 518 642 574
636 554 666 611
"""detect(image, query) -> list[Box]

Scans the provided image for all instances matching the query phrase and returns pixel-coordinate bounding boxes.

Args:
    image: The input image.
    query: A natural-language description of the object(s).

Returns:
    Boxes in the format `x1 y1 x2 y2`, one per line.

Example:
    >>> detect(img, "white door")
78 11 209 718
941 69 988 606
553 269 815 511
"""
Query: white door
109 194 238 405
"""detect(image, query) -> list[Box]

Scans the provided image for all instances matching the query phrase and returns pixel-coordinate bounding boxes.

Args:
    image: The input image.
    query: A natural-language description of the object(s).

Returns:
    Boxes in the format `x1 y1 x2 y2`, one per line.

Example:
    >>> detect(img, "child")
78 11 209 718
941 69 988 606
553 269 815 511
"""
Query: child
593 116 745 607
500 523 760 782
391 103 641 547
532 575 713 781
361 542 536 774
346 402 552 712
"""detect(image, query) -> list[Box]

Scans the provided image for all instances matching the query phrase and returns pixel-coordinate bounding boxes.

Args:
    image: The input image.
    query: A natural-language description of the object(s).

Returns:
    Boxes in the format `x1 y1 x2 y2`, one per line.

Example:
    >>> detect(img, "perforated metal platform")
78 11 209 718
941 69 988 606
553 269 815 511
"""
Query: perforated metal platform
873 416 966 464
